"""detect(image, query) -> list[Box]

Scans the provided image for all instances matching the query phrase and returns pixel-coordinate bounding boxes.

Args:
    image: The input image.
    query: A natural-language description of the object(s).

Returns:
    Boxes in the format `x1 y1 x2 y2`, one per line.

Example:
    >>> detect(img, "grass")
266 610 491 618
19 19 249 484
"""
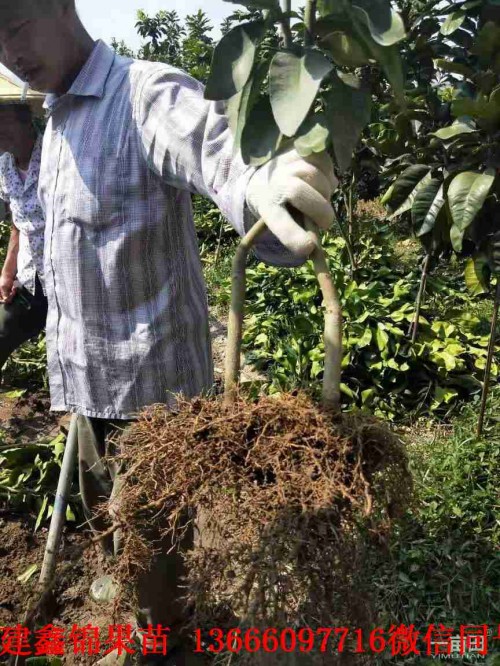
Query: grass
368 387 500 633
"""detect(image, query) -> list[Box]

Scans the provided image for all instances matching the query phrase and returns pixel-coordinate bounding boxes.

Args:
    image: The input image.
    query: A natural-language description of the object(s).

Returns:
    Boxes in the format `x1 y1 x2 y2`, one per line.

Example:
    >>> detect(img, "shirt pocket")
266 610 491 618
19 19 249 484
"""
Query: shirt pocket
66 152 129 232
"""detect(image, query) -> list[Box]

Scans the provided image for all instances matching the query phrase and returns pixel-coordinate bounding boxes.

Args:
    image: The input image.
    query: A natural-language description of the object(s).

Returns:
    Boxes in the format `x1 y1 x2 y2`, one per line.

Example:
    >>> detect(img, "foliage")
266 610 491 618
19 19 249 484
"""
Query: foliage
204 0 406 169
130 9 215 83
218 222 499 420
367 389 500 633
0 429 81 529
379 0 500 292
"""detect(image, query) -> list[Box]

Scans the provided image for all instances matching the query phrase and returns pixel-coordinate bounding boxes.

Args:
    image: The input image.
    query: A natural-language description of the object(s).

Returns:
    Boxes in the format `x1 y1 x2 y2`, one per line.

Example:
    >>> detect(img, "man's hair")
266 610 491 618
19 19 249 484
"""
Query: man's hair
0 0 74 22
0 103 32 124
13 103 32 124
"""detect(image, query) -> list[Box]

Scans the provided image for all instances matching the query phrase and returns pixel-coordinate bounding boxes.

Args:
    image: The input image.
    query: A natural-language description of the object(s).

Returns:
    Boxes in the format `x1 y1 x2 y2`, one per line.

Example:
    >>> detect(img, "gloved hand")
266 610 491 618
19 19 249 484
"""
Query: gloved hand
245 149 338 257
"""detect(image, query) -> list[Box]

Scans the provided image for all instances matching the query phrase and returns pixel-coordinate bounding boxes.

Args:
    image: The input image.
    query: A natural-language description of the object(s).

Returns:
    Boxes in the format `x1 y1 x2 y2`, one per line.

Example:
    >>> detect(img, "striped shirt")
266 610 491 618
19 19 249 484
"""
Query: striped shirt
39 40 294 419
0 135 45 295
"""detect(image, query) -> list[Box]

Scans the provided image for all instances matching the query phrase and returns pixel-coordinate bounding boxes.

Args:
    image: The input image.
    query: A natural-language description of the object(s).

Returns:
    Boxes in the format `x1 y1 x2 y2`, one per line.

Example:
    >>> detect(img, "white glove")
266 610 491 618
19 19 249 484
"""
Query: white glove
245 149 339 257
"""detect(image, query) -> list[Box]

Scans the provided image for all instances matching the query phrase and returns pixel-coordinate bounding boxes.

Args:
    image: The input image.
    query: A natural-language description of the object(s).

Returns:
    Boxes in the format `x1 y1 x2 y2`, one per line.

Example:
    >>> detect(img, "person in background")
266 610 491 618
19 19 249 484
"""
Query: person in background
0 82 46 382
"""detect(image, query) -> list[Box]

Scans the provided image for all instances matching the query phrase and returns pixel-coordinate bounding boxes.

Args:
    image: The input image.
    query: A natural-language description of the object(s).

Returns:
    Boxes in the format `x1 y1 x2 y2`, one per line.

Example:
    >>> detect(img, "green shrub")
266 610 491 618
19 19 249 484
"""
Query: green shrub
233 225 497 420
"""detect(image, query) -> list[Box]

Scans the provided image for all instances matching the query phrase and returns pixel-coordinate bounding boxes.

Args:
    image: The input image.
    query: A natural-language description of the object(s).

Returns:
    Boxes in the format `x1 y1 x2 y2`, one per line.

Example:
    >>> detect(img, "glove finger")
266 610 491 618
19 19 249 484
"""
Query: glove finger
300 152 337 189
261 201 315 257
284 177 334 230
278 149 337 186
283 162 336 200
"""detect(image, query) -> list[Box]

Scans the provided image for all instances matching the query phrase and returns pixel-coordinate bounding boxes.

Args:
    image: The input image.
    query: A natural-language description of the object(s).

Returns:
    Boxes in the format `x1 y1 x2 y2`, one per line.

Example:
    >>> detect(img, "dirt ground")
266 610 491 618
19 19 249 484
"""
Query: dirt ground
0 316 250 664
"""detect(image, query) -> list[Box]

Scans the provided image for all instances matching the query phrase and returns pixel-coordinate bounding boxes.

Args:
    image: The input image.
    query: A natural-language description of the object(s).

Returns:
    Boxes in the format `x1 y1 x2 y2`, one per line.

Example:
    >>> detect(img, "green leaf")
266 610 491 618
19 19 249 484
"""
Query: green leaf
269 50 333 137
352 0 406 46
431 386 459 410
227 60 269 152
1 389 26 399
241 96 282 166
381 182 395 205
452 95 500 123
464 255 491 296
450 225 466 253
294 114 330 157
340 383 355 398
376 324 389 351
205 22 266 101
412 179 445 237
17 563 38 584
35 496 48 532
440 11 466 36
472 22 500 66
431 121 477 141
448 170 496 236
434 58 475 80
351 21 405 100
358 327 373 348
386 165 432 218
321 31 370 67
325 73 372 172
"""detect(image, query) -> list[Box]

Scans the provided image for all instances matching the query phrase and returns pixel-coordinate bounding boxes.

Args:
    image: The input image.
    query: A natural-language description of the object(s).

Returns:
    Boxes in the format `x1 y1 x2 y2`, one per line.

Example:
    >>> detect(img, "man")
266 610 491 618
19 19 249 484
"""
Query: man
0 85 46 381
0 1 338 661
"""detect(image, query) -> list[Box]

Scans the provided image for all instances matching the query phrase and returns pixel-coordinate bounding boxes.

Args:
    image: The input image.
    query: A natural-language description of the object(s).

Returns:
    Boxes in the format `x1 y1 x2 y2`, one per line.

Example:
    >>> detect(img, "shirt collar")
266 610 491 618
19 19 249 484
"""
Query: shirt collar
44 40 115 110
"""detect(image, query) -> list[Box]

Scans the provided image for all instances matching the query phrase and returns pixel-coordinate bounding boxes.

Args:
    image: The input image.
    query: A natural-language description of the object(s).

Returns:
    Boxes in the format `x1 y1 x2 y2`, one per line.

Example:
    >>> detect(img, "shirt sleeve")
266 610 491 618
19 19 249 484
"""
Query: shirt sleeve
135 66 303 268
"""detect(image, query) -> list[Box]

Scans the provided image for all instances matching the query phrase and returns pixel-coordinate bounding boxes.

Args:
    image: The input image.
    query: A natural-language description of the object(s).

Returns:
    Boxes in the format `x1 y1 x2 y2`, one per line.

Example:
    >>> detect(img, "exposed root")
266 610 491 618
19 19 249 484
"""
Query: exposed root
109 392 412 654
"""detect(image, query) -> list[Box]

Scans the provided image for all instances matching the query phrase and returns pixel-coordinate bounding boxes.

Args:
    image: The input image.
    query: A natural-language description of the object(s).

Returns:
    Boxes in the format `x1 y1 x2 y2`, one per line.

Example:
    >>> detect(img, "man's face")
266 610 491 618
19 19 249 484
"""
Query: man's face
0 106 31 155
0 7 71 93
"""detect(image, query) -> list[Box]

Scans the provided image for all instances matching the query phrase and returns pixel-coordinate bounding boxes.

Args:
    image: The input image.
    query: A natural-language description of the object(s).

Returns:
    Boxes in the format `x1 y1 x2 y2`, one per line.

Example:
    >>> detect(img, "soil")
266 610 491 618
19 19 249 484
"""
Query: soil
0 312 255 664
0 516 122 664
0 389 68 447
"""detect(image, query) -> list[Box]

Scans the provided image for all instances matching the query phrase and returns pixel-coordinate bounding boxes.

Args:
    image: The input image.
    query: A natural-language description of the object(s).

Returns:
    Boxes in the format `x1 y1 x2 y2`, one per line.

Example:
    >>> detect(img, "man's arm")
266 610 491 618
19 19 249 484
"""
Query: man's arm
0 224 19 304
135 66 336 266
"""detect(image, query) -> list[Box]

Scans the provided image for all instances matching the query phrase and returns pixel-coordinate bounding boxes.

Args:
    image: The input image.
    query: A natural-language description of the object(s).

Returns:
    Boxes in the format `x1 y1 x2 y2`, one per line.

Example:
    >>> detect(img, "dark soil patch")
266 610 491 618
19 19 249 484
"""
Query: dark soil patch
0 516 126 665
0 388 67 447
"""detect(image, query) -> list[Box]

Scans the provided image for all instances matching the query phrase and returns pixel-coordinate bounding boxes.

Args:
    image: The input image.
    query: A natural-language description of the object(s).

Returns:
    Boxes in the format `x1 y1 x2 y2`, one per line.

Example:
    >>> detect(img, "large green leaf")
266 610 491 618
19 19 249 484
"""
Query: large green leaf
325 73 372 172
351 0 406 46
472 22 500 66
448 170 496 250
420 205 451 256
351 19 405 100
241 96 282 166
431 120 478 141
412 179 445 237
385 165 431 216
205 22 266 101
452 95 500 124
321 31 370 67
440 11 466 36
294 113 330 157
227 61 269 152
269 50 333 137
464 255 491 296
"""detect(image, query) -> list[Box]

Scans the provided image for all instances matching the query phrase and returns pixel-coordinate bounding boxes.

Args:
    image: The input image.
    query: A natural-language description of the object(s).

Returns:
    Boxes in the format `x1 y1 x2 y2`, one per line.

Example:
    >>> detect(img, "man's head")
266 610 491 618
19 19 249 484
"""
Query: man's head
0 103 34 156
0 0 87 94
